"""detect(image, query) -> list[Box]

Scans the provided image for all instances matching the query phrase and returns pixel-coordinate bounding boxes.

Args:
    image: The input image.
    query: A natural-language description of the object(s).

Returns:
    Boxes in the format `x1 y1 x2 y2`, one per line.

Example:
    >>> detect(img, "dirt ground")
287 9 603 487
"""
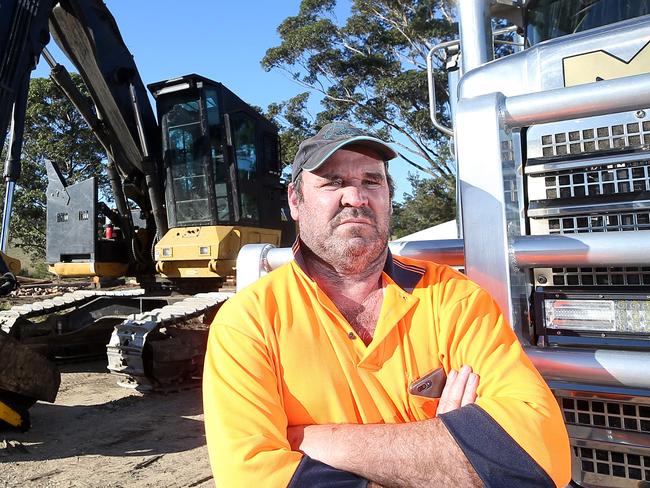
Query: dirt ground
0 360 213 488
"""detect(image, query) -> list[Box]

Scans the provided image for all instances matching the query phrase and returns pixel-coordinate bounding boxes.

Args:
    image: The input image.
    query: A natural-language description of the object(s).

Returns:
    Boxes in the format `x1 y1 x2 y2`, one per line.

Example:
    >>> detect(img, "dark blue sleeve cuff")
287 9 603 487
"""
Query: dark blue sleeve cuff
287 455 369 488
439 404 555 487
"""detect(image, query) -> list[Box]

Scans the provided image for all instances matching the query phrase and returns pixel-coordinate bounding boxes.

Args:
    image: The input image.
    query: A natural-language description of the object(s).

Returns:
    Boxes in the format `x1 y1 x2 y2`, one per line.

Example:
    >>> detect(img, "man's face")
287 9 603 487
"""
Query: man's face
288 146 392 273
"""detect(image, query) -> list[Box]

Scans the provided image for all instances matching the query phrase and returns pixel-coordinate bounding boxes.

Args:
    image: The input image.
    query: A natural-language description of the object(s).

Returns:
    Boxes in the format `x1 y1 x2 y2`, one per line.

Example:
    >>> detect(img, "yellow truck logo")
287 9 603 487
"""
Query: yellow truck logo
563 40 650 87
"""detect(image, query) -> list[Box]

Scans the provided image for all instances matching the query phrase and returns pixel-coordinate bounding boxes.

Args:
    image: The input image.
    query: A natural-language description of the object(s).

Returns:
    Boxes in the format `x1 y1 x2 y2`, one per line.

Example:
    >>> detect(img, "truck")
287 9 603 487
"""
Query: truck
0 0 292 429
444 2 650 486
237 1 650 486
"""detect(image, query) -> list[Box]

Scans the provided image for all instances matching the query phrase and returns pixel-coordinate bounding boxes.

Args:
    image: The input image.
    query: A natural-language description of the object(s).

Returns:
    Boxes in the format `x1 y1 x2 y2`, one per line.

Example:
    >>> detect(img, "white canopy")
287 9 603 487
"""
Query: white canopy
393 220 459 242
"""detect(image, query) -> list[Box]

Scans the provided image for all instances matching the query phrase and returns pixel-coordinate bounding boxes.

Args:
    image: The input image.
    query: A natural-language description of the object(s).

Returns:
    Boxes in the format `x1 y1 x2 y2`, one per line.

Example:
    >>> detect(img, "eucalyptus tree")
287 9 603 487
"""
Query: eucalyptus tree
263 0 457 180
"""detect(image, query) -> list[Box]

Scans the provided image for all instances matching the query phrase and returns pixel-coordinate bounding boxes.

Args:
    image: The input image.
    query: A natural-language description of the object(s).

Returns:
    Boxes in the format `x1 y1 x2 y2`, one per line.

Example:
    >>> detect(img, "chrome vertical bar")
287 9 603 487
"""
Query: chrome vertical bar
455 91 531 339
458 0 494 73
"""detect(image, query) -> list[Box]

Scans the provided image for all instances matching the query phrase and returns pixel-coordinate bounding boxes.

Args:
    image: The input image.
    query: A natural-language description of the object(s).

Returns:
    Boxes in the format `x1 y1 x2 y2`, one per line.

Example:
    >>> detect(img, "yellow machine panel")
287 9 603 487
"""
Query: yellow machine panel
0 251 21 275
49 262 129 278
154 225 281 279
0 400 23 428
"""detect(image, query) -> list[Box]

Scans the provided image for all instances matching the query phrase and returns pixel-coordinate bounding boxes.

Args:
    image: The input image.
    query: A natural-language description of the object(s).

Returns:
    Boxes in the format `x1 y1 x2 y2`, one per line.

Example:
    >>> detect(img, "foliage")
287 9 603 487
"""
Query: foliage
262 0 457 178
0 75 107 259
266 92 315 170
391 172 455 239
263 0 464 235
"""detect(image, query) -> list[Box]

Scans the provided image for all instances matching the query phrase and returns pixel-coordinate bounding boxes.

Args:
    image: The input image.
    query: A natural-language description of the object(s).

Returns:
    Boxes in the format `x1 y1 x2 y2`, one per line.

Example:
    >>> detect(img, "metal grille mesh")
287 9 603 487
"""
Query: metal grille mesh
549 267 650 286
541 121 650 157
530 158 650 286
560 395 650 483
560 397 650 433
543 161 650 199
548 213 650 234
573 445 650 482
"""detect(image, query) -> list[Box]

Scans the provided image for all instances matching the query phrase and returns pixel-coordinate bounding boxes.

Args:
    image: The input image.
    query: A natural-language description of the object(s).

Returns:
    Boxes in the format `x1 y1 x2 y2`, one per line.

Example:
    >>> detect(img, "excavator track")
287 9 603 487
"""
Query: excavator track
1 288 233 391
0 288 146 334
0 288 147 359
107 292 233 391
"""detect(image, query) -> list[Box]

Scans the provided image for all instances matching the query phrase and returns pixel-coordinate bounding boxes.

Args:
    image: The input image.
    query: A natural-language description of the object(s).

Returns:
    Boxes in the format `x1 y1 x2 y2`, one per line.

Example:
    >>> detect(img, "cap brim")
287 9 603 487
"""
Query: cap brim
301 136 398 174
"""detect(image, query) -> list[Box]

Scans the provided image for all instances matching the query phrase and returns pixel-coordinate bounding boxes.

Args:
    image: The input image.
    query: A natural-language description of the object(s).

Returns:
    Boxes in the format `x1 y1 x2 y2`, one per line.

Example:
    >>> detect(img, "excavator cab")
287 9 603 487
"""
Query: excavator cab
149 74 293 286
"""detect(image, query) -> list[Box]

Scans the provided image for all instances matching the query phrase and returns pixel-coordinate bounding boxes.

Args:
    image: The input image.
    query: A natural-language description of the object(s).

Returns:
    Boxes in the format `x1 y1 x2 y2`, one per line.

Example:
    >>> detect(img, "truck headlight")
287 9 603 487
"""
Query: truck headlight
544 297 650 333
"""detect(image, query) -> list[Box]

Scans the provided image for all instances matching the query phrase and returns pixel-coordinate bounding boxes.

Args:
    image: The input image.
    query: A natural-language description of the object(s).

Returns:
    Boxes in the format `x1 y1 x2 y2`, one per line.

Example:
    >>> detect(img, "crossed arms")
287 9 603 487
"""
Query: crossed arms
287 366 482 487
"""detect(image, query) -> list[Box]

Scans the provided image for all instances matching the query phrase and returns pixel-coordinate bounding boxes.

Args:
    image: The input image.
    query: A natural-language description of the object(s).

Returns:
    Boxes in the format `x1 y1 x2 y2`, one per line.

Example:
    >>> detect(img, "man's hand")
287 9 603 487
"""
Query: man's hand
437 365 479 415
287 423 306 452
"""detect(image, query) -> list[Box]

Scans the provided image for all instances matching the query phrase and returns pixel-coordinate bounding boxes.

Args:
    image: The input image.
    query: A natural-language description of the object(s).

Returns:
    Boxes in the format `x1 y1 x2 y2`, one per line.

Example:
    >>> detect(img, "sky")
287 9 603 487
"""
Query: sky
32 0 421 201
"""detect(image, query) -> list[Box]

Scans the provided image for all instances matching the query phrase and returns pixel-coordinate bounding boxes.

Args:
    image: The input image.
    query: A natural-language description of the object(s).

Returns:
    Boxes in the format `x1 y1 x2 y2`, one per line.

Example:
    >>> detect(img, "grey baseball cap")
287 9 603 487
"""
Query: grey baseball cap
291 121 398 182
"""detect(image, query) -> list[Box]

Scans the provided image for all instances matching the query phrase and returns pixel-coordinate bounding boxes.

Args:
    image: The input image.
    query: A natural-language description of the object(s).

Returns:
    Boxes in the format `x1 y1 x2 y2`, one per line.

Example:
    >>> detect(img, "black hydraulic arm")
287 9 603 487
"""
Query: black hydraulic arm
0 0 55 242
0 0 55 294
42 48 137 257
0 0 54 151
1 0 169 262
1 81 28 251
48 0 168 237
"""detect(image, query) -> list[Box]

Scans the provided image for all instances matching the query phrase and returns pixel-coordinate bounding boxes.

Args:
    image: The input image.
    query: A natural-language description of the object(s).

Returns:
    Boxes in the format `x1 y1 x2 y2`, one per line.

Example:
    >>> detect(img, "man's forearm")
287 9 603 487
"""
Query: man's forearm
291 418 481 488
289 366 481 487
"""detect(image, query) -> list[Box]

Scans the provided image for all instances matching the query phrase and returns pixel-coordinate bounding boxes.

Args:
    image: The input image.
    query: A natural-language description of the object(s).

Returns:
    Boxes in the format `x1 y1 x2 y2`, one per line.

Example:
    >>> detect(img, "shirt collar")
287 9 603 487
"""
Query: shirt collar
292 238 424 293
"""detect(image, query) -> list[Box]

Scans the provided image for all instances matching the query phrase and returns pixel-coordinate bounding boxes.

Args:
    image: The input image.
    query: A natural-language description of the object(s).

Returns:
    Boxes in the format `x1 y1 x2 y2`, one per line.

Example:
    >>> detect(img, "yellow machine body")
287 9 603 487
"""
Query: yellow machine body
0 400 23 428
154 225 281 279
48 262 129 278
0 251 21 276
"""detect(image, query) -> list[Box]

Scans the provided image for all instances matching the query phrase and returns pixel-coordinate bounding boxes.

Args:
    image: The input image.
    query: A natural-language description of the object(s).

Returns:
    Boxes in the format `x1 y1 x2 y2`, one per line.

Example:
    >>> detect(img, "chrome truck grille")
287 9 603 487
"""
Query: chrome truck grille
573 445 650 484
539 120 650 158
560 396 650 434
546 267 650 287
450 11 650 486
555 392 650 487
526 111 650 487
526 110 650 288
542 163 650 200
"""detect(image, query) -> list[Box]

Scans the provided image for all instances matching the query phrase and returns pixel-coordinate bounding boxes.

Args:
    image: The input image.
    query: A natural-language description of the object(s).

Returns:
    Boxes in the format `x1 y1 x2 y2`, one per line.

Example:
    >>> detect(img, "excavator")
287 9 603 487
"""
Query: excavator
0 0 293 429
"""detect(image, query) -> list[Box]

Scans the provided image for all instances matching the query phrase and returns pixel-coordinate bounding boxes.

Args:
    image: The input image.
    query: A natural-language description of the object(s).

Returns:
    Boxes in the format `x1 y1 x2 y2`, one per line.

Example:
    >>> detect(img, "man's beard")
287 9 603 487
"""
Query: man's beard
301 206 390 274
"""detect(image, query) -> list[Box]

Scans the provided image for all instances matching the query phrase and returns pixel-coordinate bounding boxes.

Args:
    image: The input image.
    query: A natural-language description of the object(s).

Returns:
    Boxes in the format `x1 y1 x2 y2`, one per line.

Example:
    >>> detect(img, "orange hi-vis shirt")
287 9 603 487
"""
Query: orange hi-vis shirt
203 247 571 487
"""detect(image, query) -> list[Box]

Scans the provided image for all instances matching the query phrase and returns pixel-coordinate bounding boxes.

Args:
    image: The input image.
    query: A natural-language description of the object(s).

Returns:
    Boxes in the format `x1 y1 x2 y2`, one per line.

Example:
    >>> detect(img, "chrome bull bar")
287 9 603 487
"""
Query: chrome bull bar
237 231 650 288
236 235 650 392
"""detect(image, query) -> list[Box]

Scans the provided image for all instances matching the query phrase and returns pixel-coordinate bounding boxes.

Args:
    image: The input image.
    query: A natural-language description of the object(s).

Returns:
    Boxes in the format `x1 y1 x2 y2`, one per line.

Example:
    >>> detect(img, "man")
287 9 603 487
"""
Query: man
203 122 571 487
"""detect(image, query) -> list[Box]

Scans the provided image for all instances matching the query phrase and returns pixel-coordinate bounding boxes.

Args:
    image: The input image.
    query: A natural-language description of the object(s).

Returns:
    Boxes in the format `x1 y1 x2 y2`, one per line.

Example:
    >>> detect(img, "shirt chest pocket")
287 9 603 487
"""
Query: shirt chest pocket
408 394 439 420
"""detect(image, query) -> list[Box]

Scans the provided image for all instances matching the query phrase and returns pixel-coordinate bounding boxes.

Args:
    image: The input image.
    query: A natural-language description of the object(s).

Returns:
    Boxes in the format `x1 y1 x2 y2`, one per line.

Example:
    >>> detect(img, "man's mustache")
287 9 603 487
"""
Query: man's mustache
331 206 376 226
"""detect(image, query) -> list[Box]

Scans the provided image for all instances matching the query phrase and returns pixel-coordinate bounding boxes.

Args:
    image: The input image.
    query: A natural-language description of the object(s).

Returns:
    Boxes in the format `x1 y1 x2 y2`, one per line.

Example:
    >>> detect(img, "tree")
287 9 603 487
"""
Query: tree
263 0 462 236
391 172 455 239
262 0 457 178
266 92 314 170
0 75 107 259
